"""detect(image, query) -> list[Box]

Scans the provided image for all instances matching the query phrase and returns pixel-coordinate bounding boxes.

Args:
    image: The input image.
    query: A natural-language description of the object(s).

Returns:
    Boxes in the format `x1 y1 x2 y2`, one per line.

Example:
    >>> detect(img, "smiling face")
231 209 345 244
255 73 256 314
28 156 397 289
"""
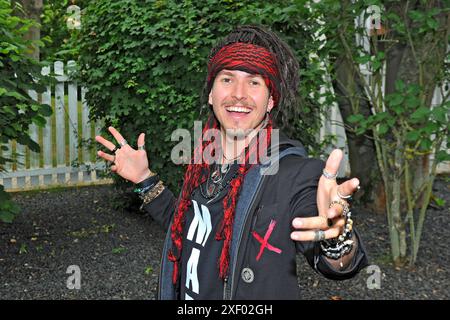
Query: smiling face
208 69 274 139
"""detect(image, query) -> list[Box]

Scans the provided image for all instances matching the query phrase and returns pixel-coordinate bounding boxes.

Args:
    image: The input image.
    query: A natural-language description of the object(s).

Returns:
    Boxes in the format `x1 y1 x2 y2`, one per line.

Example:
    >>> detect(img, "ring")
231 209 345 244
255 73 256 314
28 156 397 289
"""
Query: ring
337 188 352 199
138 145 145 150
313 230 326 242
322 169 337 180
119 139 128 147
111 146 119 153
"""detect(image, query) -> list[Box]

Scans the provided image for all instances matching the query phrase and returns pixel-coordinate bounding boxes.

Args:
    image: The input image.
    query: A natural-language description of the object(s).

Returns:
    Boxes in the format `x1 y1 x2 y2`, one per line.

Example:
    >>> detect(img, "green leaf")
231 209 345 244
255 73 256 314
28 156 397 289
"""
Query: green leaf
389 94 404 107
426 18 439 30
419 138 432 150
347 114 365 123
395 80 405 92
410 107 430 121
378 124 389 135
409 10 424 22
405 96 420 109
436 150 450 162
406 130 420 142
0 212 15 223
32 115 47 127
112 247 126 254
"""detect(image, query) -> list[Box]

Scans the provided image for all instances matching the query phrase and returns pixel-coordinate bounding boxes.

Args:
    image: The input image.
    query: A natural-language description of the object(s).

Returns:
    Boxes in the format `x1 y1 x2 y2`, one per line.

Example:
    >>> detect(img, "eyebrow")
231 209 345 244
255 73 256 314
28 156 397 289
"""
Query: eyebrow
217 70 263 78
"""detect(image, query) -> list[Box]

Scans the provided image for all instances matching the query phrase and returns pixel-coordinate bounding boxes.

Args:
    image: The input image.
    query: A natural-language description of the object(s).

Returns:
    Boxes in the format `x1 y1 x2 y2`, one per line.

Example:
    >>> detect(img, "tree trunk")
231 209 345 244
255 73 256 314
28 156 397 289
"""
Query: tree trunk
14 0 42 61
333 57 387 214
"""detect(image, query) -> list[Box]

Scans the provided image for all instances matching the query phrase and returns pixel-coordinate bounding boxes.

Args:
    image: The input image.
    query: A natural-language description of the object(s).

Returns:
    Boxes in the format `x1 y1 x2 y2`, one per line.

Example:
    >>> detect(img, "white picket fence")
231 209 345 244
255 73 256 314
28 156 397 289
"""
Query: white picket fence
0 61 112 191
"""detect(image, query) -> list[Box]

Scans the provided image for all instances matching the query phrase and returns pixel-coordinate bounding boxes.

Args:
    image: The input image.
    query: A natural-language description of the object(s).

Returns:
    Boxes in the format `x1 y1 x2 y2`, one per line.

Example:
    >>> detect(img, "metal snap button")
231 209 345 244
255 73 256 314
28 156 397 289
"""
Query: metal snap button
241 267 254 283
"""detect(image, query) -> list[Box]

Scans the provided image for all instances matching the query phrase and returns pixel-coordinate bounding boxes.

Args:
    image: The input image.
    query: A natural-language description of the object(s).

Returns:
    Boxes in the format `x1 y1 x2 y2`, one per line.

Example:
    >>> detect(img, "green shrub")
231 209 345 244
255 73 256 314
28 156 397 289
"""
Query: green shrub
73 0 326 196
0 0 52 222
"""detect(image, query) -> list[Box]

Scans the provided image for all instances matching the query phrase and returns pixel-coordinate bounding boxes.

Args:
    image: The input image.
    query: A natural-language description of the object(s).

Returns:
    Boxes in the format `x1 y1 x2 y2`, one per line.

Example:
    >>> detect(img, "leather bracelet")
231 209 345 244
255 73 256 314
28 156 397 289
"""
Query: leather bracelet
136 172 159 189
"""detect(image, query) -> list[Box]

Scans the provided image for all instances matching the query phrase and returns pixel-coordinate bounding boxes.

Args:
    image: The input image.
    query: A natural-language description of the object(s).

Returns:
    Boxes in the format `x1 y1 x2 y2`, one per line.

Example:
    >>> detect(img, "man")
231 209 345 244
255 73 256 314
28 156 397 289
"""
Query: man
95 25 368 300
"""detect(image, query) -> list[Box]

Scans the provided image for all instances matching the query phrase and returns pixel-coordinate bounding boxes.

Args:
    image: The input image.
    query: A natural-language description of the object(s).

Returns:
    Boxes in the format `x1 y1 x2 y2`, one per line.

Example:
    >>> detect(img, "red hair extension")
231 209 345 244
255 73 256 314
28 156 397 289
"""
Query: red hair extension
169 114 273 285
168 114 218 284
215 117 273 279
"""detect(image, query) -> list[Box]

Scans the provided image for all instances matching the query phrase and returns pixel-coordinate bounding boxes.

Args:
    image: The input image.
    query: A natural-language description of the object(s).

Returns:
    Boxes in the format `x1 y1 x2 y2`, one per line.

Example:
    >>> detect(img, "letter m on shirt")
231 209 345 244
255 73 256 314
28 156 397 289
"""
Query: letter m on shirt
187 200 212 247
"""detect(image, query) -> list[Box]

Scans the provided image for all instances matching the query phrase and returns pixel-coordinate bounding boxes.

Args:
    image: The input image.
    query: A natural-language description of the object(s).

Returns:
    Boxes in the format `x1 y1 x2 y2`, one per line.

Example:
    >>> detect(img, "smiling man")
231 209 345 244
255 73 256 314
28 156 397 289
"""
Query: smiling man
96 25 368 300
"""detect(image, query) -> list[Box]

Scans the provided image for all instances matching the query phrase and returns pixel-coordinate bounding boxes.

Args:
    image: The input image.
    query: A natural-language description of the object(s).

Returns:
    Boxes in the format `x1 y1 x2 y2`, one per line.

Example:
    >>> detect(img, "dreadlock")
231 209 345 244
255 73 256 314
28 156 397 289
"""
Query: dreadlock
169 25 296 285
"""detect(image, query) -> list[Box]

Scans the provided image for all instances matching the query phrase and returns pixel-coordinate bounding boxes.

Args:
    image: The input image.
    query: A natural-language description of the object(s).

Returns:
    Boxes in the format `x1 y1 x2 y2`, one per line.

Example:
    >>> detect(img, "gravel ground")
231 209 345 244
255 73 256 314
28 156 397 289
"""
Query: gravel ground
0 176 448 300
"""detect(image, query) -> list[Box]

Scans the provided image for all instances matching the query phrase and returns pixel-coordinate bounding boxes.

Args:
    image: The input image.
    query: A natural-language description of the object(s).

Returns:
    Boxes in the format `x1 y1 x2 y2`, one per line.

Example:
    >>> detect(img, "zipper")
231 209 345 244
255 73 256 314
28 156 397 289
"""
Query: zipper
158 221 173 299
226 174 267 300
222 277 228 299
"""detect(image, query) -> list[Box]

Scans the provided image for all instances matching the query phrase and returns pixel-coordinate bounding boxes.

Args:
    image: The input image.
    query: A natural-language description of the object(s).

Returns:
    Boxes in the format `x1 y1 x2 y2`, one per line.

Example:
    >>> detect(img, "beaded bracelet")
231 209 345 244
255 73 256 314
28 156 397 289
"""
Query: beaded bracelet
320 205 354 260
139 180 166 210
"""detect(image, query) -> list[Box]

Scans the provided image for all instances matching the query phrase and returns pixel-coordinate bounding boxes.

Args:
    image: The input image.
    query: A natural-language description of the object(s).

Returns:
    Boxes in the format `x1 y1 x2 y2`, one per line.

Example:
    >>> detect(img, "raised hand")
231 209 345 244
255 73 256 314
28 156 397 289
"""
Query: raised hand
95 126 151 184
291 149 360 242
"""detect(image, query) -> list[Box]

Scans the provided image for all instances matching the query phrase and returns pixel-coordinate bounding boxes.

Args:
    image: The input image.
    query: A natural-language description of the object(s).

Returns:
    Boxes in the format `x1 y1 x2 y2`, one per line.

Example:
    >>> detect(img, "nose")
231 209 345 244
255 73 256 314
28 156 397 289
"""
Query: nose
231 79 247 101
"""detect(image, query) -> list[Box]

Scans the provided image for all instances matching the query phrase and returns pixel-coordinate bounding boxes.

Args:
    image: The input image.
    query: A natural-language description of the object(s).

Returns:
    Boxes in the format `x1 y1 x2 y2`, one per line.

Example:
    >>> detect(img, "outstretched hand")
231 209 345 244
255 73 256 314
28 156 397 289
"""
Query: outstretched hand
95 126 151 184
291 149 359 242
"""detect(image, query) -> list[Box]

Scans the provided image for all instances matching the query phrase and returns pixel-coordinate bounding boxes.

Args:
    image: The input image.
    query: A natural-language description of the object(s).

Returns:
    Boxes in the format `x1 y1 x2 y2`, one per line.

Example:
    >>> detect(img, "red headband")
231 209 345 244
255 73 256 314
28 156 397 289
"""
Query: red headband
207 42 280 107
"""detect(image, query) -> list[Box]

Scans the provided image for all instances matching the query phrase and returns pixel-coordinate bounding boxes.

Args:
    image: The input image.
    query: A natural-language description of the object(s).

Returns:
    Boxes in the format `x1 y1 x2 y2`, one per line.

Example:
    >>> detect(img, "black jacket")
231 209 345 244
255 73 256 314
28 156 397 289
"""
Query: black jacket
142 132 369 300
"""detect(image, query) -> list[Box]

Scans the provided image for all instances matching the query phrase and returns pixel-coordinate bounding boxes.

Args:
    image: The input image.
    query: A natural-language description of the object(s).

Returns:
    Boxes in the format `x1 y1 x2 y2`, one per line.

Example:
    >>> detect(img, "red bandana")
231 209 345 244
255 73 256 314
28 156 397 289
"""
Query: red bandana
207 42 280 107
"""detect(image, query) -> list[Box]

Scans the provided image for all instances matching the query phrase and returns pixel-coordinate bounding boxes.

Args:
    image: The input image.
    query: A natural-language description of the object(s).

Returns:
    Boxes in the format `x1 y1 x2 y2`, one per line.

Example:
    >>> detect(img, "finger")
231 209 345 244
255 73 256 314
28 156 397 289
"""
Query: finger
97 150 115 162
111 165 118 172
323 149 343 178
108 126 127 146
95 135 116 151
292 216 328 230
327 204 346 219
137 133 145 148
291 227 342 242
337 178 360 198
330 217 346 229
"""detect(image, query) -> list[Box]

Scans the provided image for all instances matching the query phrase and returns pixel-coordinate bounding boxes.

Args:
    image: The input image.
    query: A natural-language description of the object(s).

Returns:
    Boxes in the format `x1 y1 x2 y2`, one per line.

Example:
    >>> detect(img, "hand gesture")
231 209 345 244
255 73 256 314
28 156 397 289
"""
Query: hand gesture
291 149 360 242
95 126 151 184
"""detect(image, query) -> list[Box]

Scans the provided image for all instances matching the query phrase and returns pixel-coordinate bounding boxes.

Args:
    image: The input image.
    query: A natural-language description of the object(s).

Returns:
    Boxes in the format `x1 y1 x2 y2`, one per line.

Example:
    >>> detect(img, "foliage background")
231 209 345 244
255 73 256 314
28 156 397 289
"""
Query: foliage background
71 0 330 196
0 0 52 222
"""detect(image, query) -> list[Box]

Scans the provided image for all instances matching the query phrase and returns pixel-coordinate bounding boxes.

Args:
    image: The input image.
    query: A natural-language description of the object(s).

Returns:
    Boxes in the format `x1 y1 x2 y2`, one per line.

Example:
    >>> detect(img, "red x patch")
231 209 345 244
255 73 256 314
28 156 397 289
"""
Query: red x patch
252 219 282 261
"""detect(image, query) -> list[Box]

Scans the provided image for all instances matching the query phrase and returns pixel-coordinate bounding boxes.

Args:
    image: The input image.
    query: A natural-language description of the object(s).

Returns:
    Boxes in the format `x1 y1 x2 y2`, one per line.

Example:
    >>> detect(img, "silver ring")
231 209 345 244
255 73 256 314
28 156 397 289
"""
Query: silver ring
322 169 337 180
138 145 145 150
313 230 326 242
337 188 352 199
119 139 128 147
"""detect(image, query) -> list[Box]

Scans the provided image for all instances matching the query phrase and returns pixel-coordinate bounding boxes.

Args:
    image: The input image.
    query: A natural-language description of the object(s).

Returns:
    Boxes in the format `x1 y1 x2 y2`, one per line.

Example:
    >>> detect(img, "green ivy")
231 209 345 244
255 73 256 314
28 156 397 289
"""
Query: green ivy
72 0 328 196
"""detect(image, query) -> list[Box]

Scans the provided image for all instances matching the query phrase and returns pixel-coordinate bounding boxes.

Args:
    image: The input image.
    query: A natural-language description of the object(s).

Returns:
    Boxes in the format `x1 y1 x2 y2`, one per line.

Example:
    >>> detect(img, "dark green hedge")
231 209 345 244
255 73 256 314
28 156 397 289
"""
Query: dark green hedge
74 0 325 195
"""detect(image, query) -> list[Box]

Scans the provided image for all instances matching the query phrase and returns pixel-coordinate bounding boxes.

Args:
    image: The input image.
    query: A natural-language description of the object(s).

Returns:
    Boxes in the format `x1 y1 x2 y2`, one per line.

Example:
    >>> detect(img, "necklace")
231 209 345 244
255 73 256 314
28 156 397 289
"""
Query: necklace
200 163 239 203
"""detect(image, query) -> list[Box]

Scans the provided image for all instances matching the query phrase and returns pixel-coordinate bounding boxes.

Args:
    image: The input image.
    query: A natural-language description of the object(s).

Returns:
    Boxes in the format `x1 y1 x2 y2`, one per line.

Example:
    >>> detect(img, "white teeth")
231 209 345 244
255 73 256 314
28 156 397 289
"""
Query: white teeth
226 106 251 113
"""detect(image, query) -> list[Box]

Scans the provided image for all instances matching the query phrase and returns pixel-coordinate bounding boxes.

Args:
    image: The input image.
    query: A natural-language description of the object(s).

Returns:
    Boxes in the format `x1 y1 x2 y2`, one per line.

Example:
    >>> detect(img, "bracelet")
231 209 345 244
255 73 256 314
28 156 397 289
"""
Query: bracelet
320 205 354 260
139 180 165 209
134 172 159 194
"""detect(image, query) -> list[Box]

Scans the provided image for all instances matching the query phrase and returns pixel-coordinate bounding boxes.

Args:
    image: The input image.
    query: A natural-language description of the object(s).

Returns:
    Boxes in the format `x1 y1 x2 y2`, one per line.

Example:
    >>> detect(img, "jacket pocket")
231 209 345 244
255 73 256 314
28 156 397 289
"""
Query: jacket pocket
251 203 279 231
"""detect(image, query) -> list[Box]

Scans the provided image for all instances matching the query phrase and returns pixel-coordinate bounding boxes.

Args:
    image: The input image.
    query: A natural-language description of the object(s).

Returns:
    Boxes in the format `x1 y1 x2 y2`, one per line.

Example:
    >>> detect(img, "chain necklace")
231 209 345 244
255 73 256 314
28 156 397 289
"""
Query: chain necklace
200 163 239 204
